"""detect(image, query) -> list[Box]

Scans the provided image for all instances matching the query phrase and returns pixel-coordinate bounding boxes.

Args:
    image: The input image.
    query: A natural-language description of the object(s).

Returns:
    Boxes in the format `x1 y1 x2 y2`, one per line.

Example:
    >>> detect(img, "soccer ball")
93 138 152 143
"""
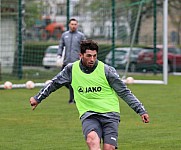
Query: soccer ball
45 80 52 85
4 81 13 89
126 77 134 84
26 81 35 89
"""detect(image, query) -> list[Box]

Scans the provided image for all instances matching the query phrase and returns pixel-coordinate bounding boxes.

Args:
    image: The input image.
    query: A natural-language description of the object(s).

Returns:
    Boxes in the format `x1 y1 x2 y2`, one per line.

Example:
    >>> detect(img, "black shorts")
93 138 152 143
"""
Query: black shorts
82 114 120 148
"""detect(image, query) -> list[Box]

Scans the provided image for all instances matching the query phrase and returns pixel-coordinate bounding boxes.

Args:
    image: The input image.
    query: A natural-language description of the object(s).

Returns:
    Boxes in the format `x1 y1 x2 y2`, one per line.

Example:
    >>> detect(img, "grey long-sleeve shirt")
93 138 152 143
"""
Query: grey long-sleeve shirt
57 30 86 65
34 60 147 121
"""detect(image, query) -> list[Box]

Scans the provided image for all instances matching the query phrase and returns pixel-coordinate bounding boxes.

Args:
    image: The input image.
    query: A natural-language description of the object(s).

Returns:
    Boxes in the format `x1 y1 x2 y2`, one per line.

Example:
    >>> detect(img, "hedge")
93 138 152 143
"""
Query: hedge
23 41 114 66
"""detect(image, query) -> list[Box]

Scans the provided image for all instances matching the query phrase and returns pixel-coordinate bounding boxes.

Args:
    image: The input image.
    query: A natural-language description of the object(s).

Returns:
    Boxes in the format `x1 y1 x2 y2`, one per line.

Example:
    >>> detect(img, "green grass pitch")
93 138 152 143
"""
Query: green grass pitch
0 75 181 150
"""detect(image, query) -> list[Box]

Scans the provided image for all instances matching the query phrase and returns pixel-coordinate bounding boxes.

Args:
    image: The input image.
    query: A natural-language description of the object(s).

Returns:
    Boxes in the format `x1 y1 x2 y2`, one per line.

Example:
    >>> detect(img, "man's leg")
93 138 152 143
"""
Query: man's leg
103 143 115 150
102 118 119 150
86 131 101 150
82 116 102 150
61 64 75 104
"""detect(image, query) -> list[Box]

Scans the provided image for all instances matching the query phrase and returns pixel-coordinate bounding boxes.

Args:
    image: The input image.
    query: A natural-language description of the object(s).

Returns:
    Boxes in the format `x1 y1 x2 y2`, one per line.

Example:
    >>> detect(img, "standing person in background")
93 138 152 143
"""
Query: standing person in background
57 18 86 104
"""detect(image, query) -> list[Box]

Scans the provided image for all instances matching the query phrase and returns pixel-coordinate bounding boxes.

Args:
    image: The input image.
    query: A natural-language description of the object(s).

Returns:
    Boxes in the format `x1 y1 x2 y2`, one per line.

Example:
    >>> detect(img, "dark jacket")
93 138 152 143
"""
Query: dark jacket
58 30 86 65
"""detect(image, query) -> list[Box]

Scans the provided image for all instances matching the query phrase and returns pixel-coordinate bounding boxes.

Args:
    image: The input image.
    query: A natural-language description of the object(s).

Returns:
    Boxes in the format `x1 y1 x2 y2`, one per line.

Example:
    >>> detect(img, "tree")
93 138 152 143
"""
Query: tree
127 0 181 45
78 0 112 38
168 1 181 44
76 0 180 44
25 0 43 29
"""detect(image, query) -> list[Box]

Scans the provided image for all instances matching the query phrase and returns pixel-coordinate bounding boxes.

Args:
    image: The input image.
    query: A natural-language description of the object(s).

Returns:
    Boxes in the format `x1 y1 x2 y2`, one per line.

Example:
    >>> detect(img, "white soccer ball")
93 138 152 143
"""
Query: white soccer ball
26 81 35 89
126 77 134 84
45 80 52 85
4 81 13 89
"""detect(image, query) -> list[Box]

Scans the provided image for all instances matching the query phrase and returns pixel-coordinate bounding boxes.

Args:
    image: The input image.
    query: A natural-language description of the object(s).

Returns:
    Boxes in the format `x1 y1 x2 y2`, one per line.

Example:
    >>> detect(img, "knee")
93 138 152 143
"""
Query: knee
86 131 100 148
103 143 116 150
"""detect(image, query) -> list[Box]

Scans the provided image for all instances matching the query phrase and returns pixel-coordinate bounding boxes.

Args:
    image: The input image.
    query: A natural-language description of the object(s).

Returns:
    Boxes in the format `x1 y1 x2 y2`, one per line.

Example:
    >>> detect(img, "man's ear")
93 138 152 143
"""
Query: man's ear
79 53 83 59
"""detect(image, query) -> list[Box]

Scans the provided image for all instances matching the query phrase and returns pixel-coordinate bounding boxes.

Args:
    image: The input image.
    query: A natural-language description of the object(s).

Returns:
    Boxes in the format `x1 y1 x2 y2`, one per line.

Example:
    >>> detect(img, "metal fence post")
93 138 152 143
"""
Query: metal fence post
111 0 115 68
66 0 70 30
153 0 157 74
18 0 23 79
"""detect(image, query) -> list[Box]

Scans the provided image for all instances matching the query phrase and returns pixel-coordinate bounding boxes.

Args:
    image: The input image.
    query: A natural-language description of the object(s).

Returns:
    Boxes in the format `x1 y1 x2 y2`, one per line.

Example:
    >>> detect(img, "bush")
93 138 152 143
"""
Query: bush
23 41 58 66
23 42 113 66
23 41 146 66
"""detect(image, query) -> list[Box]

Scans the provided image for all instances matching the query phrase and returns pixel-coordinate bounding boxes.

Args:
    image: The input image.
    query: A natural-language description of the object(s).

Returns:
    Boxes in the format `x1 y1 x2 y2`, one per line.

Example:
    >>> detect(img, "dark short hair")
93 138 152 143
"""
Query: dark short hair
80 40 99 54
69 18 78 24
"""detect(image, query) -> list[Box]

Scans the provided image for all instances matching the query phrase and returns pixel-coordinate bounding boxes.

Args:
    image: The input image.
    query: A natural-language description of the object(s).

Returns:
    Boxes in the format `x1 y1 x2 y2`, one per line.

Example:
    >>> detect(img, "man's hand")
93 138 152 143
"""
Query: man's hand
57 55 62 59
56 55 63 67
29 97 39 110
141 114 149 123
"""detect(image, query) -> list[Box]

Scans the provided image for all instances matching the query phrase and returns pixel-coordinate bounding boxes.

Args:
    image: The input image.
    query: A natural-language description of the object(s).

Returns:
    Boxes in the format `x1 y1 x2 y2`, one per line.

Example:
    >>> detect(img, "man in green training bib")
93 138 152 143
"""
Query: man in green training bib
30 39 149 150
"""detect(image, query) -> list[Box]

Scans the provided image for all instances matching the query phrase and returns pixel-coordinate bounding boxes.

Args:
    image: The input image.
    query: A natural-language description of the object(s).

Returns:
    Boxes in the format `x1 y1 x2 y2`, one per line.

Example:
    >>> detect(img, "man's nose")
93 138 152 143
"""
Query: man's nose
90 56 95 61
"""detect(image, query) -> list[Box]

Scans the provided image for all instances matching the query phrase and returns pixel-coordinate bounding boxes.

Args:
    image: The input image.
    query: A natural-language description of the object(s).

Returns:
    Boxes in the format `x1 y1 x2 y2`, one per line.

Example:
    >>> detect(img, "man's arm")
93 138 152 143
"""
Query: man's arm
81 32 86 41
141 114 149 123
29 64 73 110
57 34 65 57
105 64 149 123
30 97 39 110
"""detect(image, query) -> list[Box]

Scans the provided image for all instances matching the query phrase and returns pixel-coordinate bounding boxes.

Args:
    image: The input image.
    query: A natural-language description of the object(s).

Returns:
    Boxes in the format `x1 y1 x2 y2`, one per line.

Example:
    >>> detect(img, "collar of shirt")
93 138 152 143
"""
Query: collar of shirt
79 60 98 74
69 30 77 33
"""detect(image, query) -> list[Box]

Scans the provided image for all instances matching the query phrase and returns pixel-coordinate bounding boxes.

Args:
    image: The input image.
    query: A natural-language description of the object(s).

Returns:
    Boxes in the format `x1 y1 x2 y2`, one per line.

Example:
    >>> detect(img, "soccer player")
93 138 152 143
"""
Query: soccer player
30 39 149 150
57 18 86 104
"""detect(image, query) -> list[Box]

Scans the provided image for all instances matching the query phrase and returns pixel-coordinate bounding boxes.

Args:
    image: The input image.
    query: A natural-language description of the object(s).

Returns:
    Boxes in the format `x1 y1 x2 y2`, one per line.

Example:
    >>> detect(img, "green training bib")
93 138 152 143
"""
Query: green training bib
71 60 120 117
